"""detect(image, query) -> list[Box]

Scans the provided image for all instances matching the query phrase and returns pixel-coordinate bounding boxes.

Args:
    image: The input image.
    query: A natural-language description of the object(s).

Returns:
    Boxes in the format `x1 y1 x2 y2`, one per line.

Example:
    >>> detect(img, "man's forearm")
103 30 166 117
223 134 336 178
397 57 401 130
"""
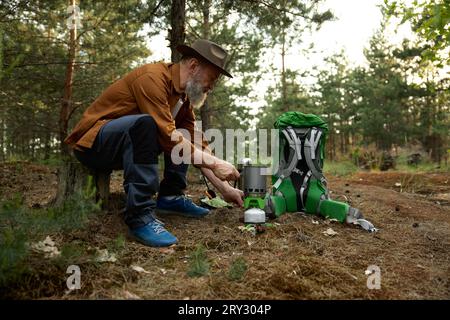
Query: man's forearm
172 135 238 181
177 137 218 169
200 167 231 195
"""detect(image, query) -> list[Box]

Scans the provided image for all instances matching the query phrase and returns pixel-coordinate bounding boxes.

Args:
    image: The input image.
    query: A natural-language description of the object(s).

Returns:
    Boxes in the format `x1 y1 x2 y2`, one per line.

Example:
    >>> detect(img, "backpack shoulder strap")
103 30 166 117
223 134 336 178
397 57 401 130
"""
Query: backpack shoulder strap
303 127 327 186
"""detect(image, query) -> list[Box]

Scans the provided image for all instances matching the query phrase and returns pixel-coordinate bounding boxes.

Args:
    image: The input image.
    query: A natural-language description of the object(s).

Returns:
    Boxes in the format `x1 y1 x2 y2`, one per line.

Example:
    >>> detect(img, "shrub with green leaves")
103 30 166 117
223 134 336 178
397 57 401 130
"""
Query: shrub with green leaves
0 177 101 288
227 257 247 281
187 245 210 277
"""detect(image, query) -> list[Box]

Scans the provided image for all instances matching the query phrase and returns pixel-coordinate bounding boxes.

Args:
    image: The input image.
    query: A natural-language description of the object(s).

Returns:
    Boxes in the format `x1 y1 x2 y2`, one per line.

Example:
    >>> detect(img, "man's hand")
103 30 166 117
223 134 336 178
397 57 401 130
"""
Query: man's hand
211 159 240 181
222 186 244 207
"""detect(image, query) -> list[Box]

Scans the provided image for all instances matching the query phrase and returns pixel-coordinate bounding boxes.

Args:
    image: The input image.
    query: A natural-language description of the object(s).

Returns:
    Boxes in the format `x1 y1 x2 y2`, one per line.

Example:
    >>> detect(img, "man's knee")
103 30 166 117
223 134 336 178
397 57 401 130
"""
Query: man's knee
129 115 159 164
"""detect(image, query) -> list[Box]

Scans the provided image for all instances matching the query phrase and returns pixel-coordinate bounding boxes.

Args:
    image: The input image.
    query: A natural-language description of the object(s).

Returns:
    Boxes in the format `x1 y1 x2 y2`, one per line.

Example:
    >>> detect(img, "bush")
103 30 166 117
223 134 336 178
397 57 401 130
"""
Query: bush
0 179 100 289
323 161 358 177
227 257 247 281
187 245 210 277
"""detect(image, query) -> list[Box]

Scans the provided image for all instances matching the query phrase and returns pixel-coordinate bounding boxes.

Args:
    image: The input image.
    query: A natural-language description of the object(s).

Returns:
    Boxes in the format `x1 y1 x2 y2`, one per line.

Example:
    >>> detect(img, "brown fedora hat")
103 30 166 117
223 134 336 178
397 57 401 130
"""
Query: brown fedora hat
176 39 232 78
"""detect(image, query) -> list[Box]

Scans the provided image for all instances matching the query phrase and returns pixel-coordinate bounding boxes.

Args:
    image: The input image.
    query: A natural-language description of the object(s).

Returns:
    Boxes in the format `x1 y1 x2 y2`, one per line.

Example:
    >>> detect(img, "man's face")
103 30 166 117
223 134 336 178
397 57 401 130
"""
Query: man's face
185 60 221 110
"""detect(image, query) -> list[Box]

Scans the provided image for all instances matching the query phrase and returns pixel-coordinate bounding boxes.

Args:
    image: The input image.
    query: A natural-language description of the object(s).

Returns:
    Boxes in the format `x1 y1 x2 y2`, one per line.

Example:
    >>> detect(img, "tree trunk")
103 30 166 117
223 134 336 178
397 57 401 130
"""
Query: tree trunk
53 161 90 207
169 0 186 63
0 113 4 161
59 0 78 157
281 27 287 111
53 160 111 208
54 0 96 208
200 99 210 130
200 0 211 130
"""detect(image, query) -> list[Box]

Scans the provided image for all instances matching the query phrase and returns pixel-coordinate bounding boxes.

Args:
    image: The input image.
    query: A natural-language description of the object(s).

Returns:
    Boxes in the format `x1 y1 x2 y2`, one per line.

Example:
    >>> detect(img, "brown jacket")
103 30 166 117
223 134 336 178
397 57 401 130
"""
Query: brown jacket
64 62 209 155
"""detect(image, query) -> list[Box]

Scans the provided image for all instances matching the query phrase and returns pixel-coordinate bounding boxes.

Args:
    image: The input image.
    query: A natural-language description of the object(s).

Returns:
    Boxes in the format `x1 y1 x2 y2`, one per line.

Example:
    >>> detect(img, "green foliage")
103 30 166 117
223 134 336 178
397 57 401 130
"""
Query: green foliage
394 148 449 173
384 0 450 65
308 25 449 163
227 257 247 281
184 0 266 132
323 161 358 177
0 180 100 287
187 244 210 277
0 216 28 286
258 69 317 130
0 0 150 161
107 234 127 256
53 242 87 268
37 155 64 167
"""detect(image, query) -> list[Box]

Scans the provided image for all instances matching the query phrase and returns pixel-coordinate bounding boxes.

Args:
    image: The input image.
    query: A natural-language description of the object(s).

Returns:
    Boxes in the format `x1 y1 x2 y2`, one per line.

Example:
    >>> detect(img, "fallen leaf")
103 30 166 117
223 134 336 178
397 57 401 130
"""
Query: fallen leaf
131 265 151 274
322 228 338 237
238 225 256 235
201 196 233 208
159 247 175 254
30 236 61 258
95 249 117 263
123 290 142 300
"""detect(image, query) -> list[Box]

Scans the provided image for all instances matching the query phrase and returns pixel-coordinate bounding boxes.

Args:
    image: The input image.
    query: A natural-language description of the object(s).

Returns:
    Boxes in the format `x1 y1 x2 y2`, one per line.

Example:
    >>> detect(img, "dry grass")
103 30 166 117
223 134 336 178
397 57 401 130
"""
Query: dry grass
1 163 449 299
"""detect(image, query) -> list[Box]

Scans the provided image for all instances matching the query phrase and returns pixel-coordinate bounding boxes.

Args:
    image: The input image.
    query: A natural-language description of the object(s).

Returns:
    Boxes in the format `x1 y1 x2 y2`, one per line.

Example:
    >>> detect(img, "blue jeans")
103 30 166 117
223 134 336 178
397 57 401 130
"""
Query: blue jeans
74 114 188 228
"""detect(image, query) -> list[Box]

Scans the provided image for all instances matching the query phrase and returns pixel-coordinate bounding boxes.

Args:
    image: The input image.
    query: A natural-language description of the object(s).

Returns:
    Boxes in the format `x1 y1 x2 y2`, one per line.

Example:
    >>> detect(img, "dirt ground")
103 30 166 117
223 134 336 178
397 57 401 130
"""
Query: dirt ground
1 161 449 299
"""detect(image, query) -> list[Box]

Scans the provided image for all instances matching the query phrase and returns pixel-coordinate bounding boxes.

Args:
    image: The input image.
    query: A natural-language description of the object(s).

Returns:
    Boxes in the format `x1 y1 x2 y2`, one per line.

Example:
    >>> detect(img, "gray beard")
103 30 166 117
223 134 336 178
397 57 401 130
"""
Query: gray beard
185 78 207 110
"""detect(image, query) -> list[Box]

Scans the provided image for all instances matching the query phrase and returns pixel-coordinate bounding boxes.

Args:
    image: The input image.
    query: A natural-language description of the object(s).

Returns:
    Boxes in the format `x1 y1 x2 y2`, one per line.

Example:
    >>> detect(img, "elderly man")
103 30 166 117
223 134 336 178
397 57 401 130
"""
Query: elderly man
65 39 243 247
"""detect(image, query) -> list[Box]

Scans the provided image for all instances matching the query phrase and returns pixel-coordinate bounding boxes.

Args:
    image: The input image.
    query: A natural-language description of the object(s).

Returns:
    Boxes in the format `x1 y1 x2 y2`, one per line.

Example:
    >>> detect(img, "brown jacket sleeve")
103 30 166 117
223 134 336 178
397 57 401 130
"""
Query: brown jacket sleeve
177 106 211 155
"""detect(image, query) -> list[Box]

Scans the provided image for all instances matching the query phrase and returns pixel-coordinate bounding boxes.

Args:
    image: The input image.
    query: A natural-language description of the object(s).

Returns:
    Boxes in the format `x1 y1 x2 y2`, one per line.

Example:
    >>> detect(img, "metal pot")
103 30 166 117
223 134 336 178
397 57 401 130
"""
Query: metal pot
243 165 267 197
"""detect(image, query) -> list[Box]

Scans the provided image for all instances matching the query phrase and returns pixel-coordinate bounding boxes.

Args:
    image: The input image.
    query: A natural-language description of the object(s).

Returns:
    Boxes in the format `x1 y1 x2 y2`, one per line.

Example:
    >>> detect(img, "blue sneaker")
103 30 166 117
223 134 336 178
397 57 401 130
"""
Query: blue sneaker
129 217 177 247
156 195 210 218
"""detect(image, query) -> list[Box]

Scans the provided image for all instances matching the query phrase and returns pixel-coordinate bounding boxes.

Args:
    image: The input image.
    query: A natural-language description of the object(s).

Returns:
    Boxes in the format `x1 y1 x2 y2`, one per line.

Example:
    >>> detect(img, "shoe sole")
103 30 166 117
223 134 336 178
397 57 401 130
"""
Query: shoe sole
155 208 209 218
128 232 178 248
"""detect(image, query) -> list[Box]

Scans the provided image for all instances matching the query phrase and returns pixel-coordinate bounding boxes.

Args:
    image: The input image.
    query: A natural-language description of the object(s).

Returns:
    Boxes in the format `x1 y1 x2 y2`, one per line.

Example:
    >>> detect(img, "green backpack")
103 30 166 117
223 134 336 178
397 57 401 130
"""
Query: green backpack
265 112 376 232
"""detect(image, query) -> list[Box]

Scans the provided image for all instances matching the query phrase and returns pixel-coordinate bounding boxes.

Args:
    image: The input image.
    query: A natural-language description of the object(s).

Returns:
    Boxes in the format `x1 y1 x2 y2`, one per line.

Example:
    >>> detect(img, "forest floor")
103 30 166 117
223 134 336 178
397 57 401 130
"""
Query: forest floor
0 161 449 299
